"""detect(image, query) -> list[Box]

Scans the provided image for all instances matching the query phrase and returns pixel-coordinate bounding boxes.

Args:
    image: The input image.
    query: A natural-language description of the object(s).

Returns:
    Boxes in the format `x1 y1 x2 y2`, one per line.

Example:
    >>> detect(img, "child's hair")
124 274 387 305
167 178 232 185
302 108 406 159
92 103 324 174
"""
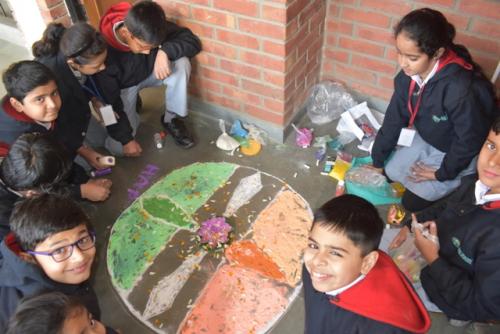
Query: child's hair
10 194 92 251
394 8 487 78
2 61 55 101
0 133 71 193
313 195 384 256
492 116 500 135
6 291 86 334
125 0 167 46
32 22 106 65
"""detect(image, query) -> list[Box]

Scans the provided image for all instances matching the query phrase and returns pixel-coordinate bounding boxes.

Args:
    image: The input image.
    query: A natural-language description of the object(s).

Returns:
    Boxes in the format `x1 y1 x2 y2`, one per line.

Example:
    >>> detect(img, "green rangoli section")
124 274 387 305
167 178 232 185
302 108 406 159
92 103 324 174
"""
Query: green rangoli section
108 163 237 292
108 201 177 290
143 197 193 229
142 162 237 214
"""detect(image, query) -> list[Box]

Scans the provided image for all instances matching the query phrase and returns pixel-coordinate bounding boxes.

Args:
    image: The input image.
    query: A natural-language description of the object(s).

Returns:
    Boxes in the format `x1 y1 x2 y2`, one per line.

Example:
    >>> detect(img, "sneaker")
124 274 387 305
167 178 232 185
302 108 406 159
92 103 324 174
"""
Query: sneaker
161 117 195 148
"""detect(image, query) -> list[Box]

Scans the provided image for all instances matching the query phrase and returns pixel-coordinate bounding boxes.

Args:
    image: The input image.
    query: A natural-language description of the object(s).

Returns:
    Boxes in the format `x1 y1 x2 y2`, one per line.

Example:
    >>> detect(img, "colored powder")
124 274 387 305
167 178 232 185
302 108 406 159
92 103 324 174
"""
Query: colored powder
142 162 237 214
253 190 313 286
142 250 206 320
107 201 177 291
180 265 288 334
225 240 285 282
143 196 194 229
224 172 263 217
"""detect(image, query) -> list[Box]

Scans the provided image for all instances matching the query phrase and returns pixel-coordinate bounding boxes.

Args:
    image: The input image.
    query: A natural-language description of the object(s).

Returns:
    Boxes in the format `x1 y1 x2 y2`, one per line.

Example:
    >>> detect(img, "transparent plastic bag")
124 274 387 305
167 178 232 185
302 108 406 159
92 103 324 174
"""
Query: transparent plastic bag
306 81 357 125
389 234 427 283
345 166 386 188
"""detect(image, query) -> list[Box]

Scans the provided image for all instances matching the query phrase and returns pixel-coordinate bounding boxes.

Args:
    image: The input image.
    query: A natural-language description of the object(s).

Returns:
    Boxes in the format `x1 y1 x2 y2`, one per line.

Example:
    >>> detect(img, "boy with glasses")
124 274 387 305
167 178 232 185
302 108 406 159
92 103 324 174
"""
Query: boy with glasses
0 194 99 332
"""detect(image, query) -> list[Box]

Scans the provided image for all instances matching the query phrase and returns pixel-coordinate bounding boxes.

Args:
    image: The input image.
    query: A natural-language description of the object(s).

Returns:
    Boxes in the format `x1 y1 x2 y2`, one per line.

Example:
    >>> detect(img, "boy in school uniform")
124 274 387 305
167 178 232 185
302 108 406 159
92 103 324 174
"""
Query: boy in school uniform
303 194 431 334
7 292 118 334
94 0 201 150
0 194 99 332
0 62 111 202
390 116 500 331
0 61 59 155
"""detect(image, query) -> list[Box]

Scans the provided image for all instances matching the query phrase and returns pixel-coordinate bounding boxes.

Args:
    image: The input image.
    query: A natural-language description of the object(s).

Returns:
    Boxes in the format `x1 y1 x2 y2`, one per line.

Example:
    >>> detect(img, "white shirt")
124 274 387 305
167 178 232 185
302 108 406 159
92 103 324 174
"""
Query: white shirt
475 180 500 205
326 274 366 297
411 60 439 88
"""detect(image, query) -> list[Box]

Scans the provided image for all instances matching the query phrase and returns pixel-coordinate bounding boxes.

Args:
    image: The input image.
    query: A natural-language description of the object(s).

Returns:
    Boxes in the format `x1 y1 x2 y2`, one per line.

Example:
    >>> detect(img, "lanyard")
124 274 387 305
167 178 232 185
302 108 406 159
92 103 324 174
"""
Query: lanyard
82 76 105 102
407 80 425 128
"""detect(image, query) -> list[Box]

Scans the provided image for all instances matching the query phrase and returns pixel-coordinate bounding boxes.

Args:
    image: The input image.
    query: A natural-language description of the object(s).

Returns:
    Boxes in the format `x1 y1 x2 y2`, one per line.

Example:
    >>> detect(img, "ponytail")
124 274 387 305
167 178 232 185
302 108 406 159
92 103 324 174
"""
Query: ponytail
32 23 66 58
59 22 107 65
33 22 106 65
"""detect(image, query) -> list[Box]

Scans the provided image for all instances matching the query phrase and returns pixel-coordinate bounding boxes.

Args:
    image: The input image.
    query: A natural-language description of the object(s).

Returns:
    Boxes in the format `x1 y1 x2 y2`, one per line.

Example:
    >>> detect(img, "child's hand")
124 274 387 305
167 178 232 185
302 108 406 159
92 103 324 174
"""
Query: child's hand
81 179 112 202
408 161 437 182
78 146 108 169
389 225 410 250
154 49 171 80
123 140 142 157
414 220 440 264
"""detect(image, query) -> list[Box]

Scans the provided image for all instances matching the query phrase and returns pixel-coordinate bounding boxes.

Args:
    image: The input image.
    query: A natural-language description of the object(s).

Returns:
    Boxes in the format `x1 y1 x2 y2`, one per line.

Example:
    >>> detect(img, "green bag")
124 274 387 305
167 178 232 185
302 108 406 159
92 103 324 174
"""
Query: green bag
344 156 401 206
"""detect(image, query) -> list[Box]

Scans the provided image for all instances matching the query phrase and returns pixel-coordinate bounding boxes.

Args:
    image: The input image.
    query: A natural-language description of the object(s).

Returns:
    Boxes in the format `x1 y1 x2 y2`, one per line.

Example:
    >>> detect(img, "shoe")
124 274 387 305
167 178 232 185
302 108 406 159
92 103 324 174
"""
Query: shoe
161 117 195 148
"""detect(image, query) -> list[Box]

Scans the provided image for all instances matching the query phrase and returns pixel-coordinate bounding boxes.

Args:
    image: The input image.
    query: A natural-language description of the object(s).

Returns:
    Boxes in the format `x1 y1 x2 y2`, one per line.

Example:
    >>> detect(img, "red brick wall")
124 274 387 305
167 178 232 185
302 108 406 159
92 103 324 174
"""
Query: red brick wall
321 0 500 101
36 0 72 26
156 0 326 127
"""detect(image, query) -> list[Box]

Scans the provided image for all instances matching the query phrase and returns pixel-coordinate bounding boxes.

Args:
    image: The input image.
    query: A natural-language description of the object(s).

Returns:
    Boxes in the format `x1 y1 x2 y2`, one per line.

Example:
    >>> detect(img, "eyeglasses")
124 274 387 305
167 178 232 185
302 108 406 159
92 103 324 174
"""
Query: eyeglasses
27 233 96 263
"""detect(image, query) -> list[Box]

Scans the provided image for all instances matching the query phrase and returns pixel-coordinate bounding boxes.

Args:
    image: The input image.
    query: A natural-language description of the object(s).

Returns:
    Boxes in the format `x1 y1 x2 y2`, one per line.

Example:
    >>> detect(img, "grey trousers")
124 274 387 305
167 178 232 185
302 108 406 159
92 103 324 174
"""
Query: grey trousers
85 57 191 155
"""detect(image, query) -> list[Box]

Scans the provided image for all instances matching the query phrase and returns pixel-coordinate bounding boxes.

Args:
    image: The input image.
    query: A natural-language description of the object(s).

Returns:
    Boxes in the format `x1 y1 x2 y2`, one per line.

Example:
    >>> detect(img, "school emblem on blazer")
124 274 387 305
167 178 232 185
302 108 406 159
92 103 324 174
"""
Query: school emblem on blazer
452 237 473 265
432 114 448 123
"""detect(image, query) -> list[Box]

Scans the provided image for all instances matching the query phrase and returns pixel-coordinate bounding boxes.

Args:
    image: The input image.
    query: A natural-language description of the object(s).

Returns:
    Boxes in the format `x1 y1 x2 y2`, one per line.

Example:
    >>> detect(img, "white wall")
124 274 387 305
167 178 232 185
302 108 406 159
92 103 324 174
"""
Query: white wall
4 0 46 51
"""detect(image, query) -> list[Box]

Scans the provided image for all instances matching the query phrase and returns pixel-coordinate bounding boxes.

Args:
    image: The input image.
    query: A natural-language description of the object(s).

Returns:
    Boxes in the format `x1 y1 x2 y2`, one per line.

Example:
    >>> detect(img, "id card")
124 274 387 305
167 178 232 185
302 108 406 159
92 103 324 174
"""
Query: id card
99 105 117 126
397 127 416 147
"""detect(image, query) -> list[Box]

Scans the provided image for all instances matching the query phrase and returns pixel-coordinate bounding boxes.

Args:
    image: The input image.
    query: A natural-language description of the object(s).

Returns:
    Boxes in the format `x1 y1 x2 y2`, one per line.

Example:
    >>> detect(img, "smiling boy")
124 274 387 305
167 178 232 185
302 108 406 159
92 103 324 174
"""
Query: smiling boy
0 194 99 332
303 195 431 334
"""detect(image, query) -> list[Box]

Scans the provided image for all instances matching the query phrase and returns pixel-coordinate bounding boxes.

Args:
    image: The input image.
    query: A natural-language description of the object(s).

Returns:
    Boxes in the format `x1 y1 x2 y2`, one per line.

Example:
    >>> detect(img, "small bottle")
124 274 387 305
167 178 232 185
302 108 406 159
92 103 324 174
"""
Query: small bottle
154 132 165 149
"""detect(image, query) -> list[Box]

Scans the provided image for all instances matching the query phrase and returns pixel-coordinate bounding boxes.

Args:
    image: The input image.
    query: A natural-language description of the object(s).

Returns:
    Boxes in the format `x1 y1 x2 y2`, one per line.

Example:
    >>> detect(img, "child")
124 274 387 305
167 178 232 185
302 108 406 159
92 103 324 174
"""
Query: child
303 194 431 333
371 8 497 212
390 116 500 331
96 0 201 149
0 194 99 332
33 22 142 159
0 133 71 239
0 61 59 154
1 61 111 202
6 292 118 334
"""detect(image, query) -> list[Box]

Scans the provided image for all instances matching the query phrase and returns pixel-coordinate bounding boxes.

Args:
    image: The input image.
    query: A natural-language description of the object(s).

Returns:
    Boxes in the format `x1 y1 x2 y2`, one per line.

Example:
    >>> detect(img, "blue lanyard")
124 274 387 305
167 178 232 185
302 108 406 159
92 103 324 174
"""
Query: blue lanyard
82 76 105 102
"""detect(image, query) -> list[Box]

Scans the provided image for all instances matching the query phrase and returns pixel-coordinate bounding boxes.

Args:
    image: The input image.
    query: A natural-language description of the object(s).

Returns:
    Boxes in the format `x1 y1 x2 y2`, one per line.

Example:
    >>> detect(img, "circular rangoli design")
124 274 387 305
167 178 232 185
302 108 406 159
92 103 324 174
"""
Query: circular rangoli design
107 162 313 333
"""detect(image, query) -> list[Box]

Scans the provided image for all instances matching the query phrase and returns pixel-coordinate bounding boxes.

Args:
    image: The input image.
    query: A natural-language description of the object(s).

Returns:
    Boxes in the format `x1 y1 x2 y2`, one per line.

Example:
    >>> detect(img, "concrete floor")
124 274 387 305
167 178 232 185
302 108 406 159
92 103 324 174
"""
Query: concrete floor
87 86 374 333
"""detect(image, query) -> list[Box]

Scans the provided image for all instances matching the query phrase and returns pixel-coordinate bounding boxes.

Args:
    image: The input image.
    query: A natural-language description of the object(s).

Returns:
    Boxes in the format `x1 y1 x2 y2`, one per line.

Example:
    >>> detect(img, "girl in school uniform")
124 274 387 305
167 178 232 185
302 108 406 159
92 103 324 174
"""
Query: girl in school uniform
32 22 142 165
371 8 497 212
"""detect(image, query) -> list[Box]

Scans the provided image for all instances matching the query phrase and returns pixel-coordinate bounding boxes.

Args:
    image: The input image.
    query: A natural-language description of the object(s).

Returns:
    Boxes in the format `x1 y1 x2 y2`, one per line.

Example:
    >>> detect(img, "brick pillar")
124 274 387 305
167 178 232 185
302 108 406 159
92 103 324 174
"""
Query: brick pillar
156 0 326 141
36 0 72 26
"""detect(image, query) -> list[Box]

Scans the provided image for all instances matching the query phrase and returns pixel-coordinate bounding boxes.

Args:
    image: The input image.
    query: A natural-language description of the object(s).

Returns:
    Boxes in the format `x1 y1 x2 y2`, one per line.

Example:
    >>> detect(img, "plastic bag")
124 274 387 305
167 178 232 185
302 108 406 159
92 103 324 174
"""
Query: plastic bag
389 234 427 283
345 166 387 188
306 81 357 124
344 156 402 206
216 119 239 151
